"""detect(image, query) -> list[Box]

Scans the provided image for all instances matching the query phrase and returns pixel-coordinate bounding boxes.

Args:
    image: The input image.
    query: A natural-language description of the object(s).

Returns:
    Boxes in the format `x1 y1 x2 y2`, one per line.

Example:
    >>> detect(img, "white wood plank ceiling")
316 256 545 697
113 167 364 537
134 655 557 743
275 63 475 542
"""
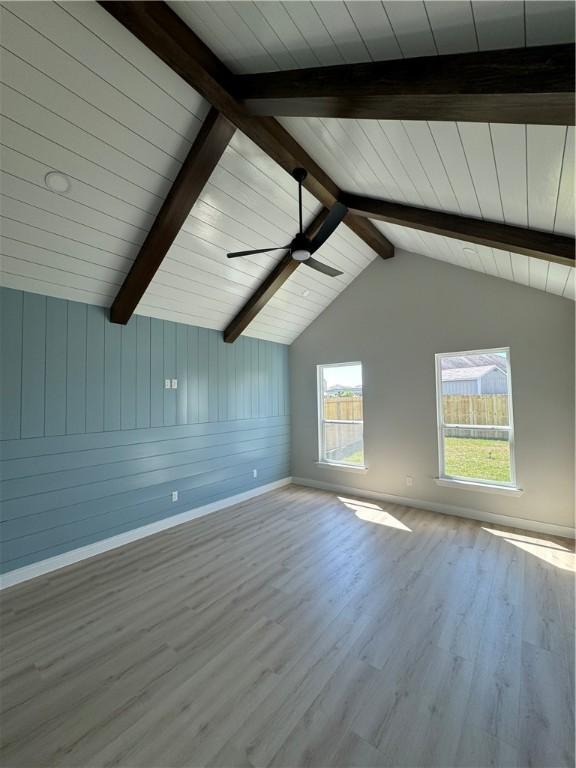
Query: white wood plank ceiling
0 1 377 344
170 0 575 302
169 1 575 72
1 1 574 349
281 117 575 299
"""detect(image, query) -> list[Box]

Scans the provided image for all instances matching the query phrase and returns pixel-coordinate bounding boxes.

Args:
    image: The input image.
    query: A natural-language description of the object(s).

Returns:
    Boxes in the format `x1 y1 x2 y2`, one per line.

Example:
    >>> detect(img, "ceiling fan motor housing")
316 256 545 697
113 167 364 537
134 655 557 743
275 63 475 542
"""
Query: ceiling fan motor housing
291 232 311 261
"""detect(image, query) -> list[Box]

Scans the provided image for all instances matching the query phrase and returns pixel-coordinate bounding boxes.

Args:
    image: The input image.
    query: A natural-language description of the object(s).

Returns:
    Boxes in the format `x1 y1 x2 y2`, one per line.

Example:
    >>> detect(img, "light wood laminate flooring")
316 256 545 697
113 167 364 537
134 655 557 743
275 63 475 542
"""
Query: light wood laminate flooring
1 485 574 767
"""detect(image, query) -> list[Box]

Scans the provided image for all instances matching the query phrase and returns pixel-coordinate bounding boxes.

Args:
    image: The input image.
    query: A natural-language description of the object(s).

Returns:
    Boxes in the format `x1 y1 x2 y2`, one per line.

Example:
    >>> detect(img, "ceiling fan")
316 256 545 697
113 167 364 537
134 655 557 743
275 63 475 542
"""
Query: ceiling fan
226 168 347 277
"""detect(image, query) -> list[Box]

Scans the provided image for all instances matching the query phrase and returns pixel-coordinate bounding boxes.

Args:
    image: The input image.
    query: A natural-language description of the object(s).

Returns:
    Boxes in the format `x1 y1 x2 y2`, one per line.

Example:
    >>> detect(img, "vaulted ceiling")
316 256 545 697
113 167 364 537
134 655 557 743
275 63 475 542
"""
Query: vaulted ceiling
170 0 575 70
1 1 574 347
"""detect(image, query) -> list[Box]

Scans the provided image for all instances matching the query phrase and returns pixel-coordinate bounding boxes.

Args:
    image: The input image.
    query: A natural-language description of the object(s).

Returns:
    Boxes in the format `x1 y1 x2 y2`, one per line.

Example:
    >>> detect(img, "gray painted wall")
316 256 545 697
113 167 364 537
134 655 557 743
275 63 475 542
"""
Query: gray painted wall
290 252 575 530
0 288 290 573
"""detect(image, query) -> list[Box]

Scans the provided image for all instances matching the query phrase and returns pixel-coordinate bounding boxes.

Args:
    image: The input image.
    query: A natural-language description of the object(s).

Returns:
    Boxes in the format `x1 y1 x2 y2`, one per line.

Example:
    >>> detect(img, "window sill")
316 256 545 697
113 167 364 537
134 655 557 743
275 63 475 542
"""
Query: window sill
316 461 368 474
435 478 524 497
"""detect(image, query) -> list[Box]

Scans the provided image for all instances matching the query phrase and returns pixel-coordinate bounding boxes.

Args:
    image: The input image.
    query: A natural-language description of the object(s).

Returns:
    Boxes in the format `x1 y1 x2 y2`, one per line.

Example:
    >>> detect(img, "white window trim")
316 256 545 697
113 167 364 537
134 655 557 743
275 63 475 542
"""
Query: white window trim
434 478 523 496
317 362 365 469
434 347 521 491
315 461 368 473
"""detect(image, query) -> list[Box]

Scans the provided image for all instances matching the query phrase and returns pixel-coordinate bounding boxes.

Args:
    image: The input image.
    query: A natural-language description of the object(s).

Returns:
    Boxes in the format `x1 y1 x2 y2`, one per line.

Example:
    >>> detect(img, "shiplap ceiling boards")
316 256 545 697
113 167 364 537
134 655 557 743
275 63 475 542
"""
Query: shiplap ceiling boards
280 115 574 299
0 0 377 344
1 0 574 348
169 1 575 72
170 0 575 301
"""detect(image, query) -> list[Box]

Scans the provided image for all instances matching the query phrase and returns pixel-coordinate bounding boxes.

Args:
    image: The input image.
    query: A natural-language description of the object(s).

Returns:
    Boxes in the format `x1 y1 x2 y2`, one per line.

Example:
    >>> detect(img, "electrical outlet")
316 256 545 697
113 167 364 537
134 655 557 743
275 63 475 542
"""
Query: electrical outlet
171 379 178 389
252 469 258 479
171 490 178 502
405 475 414 487
165 379 171 389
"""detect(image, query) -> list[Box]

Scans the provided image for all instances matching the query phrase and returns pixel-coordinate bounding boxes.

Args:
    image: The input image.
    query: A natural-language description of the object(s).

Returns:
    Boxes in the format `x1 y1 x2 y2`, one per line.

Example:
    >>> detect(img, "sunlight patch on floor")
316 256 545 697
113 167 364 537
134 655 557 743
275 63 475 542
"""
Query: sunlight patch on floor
482 527 575 572
338 496 412 531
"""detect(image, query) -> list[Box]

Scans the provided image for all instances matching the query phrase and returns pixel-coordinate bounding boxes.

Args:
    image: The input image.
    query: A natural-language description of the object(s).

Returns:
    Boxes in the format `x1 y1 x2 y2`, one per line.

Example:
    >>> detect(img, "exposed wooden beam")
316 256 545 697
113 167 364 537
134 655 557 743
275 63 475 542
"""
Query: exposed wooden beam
236 44 575 125
110 108 235 324
224 209 329 343
340 193 575 267
98 1 394 261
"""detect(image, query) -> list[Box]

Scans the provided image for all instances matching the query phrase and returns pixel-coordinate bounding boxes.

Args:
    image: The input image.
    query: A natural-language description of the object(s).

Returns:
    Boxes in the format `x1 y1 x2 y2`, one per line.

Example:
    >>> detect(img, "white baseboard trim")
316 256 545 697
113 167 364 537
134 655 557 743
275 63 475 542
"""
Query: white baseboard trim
0 477 292 590
292 476 575 539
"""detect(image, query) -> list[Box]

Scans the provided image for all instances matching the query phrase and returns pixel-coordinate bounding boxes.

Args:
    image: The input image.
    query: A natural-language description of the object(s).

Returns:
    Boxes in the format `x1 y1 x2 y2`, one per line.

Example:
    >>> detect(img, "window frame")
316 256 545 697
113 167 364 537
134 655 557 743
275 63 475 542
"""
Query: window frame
434 347 517 489
317 361 365 469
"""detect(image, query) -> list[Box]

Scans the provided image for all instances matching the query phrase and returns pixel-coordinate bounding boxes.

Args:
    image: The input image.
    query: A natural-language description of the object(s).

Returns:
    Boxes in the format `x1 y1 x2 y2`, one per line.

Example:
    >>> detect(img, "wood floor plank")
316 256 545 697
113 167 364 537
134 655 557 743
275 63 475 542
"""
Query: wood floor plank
518 640 575 768
463 595 523 747
267 657 380 768
454 726 519 767
0 485 573 768
327 730 386 768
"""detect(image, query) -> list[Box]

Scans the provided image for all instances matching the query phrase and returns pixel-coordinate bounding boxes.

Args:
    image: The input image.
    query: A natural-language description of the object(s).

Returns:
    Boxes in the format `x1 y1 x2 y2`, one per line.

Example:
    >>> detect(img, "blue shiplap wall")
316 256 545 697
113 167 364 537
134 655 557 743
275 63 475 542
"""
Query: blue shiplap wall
0 288 290 573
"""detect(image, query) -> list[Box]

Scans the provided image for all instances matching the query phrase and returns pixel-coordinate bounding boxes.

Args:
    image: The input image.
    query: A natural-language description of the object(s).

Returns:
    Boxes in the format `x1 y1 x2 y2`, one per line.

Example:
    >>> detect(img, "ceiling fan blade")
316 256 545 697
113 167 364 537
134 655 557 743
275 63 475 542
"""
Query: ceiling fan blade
304 257 343 277
227 246 291 258
308 202 348 254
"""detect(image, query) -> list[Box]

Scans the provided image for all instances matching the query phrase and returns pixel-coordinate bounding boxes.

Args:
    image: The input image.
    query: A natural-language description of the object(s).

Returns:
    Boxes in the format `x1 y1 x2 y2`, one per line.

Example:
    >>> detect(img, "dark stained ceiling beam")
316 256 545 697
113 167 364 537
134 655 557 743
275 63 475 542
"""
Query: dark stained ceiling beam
235 44 575 125
223 209 329 343
98 1 394 262
340 193 576 267
110 108 235 324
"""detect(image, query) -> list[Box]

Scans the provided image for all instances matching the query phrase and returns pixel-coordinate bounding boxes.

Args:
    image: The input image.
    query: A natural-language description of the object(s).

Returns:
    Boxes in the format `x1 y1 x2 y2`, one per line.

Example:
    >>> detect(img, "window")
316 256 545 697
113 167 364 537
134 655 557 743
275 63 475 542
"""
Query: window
435 348 516 487
317 362 364 467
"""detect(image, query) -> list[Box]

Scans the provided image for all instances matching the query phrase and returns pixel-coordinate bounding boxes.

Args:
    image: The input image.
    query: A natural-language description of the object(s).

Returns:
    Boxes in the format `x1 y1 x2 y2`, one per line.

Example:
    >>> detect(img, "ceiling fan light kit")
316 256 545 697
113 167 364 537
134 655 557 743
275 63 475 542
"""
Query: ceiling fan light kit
226 167 346 278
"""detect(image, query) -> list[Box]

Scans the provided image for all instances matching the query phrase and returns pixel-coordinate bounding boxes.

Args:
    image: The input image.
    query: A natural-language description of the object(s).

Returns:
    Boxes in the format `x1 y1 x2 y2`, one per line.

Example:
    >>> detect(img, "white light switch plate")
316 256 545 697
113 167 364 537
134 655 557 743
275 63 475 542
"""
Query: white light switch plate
165 379 171 389
171 379 178 389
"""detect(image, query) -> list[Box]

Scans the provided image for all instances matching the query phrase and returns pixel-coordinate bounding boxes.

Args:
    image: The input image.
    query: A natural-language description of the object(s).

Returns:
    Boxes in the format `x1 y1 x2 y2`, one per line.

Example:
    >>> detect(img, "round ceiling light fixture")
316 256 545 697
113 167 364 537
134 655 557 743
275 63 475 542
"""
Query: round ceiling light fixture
44 171 71 194
291 232 311 262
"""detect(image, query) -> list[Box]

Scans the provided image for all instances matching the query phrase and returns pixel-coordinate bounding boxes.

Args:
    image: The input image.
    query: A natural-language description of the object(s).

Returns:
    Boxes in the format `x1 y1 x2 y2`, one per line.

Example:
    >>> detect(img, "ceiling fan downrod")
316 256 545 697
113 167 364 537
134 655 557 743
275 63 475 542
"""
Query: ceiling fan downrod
291 168 310 260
